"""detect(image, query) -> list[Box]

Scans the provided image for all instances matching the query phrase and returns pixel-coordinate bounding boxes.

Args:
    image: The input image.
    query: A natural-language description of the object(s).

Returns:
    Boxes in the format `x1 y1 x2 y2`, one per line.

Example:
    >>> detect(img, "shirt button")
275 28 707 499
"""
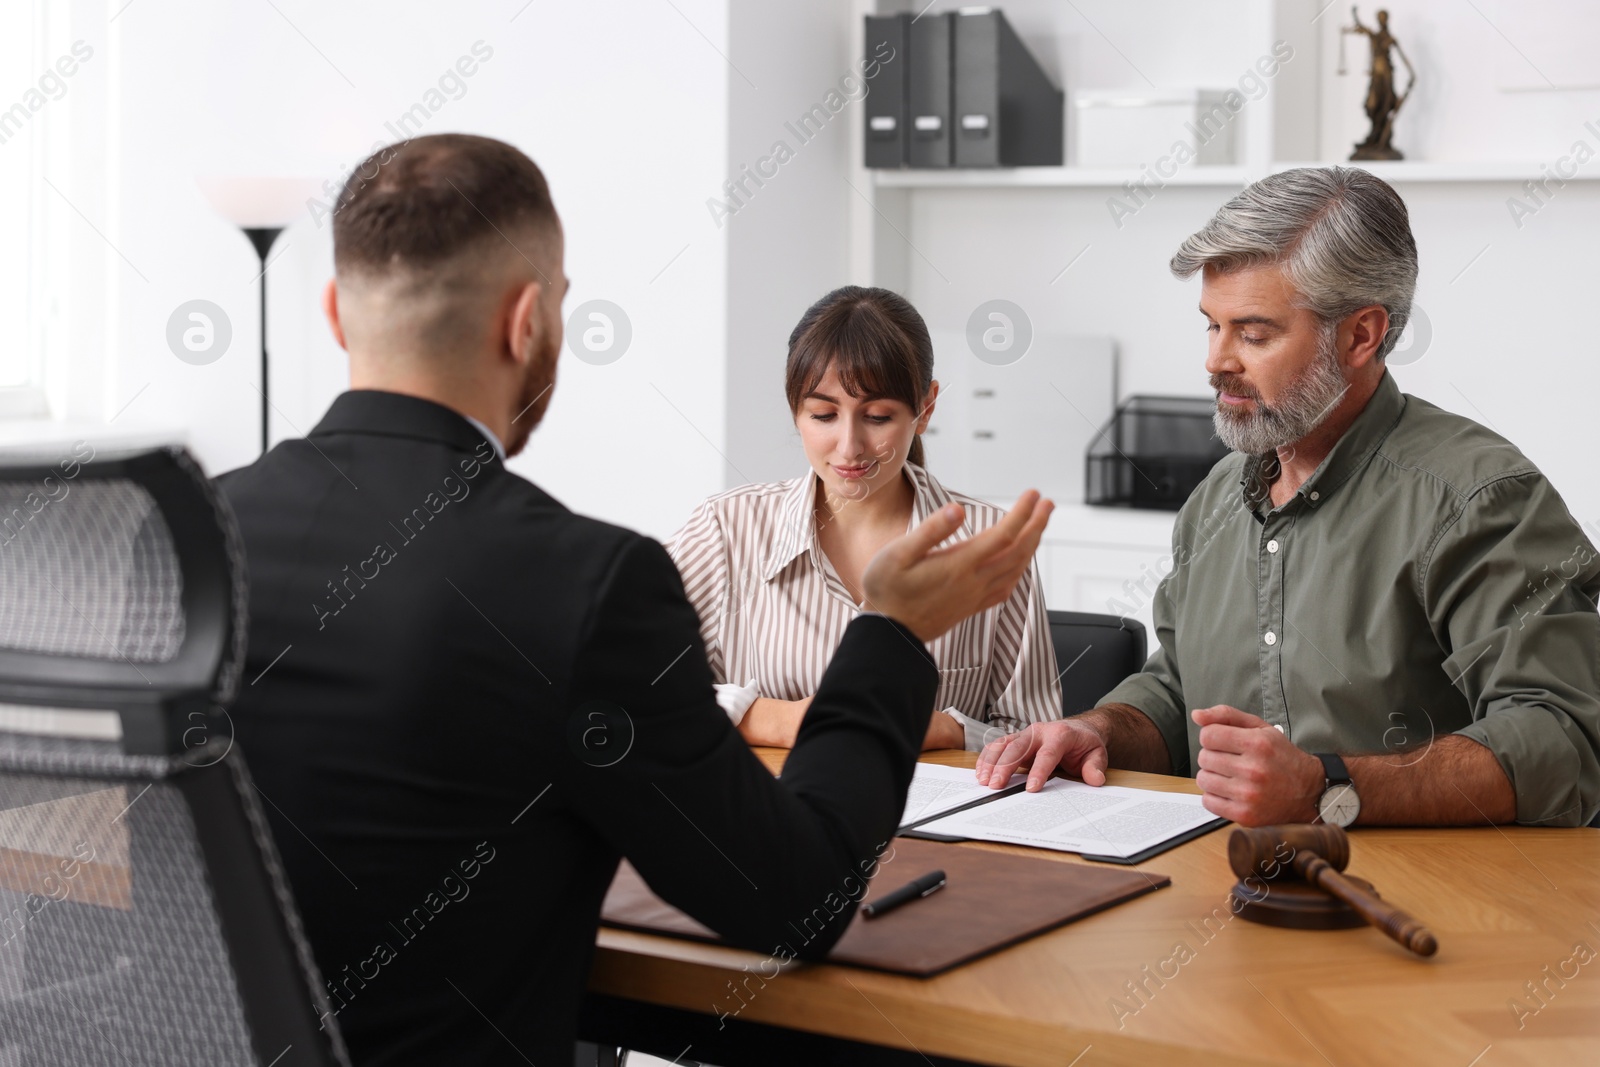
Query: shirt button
1264 631 1278 645
1309 491 1320 501
1267 539 1280 554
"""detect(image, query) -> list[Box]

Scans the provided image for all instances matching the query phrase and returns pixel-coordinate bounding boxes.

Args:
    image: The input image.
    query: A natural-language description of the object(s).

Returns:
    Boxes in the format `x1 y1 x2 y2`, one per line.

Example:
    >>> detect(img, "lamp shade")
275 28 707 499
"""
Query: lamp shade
195 175 323 229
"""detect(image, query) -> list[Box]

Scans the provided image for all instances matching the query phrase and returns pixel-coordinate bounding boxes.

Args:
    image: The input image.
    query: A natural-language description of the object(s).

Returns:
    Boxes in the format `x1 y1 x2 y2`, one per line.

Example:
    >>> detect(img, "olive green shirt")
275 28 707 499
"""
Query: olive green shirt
1102 371 1600 826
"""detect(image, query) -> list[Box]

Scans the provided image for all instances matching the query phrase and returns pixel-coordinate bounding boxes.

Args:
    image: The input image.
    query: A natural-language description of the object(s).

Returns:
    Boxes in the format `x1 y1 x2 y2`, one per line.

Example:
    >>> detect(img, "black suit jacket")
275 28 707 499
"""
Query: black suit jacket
216 390 937 1065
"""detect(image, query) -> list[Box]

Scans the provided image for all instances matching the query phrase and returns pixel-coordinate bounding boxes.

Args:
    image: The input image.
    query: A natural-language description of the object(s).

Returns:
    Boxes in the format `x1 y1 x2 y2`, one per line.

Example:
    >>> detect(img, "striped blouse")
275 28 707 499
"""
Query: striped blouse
665 462 1062 750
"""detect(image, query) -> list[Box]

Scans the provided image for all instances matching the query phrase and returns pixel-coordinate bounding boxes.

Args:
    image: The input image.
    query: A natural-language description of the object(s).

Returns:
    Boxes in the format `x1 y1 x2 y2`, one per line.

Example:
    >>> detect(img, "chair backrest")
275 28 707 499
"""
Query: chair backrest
1046 610 1148 716
0 445 348 1067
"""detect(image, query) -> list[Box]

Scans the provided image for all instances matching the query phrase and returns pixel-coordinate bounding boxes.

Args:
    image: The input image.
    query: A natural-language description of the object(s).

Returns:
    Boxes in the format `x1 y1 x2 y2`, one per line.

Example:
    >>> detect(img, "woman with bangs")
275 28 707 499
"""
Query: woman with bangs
667 286 1062 751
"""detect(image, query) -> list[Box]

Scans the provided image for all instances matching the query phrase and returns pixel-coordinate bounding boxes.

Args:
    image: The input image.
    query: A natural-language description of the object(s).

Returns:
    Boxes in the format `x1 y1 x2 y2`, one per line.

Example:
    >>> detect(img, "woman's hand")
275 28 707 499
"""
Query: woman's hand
922 711 966 751
743 696 963 750
737 697 813 748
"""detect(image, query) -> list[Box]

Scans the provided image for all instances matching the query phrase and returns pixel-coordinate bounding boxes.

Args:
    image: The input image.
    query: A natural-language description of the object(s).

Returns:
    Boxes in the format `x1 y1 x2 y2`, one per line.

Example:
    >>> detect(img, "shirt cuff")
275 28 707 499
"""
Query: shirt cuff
714 678 760 727
942 707 1004 752
1455 704 1597 826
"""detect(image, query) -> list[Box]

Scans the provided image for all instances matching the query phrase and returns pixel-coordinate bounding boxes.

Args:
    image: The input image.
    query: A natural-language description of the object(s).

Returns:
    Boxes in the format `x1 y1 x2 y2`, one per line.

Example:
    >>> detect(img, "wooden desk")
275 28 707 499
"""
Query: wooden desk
587 750 1600 1066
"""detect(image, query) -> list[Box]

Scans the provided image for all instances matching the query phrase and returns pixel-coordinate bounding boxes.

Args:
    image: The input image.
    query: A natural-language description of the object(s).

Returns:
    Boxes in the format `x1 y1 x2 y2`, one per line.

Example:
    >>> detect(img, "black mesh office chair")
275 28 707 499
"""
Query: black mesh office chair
0 446 348 1067
1046 610 1148 716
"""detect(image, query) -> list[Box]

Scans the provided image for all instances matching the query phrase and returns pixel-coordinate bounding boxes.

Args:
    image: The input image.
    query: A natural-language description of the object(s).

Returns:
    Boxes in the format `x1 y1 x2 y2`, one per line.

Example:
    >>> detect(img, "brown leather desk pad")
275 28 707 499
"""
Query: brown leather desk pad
600 836 1170 976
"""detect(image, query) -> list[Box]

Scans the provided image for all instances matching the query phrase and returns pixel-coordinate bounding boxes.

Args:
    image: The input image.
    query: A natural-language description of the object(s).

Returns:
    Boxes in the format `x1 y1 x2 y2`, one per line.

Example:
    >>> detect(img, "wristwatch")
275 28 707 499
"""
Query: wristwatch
1314 753 1360 827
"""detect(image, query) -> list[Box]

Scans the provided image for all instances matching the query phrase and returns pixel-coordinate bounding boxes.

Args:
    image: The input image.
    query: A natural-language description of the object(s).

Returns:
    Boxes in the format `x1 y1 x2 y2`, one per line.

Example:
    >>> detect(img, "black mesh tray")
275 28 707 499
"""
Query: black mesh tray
1086 396 1230 511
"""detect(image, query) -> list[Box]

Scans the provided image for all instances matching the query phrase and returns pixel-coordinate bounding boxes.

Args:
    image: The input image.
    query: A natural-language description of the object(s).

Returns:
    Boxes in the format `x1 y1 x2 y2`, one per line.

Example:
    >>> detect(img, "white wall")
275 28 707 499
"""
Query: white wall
1318 0 1600 163
721 0 858 486
58 0 733 540
1386 180 1600 527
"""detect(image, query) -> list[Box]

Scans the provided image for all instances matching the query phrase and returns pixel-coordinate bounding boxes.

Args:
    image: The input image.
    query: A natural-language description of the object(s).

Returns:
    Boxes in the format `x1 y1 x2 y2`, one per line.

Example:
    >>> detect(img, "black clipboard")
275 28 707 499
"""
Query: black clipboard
895 780 1025 834
1077 816 1229 864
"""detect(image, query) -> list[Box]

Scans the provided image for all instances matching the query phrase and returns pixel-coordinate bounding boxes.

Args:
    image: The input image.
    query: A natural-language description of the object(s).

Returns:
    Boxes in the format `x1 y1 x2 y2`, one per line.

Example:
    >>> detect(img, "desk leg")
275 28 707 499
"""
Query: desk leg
579 993 986 1067
574 1041 628 1067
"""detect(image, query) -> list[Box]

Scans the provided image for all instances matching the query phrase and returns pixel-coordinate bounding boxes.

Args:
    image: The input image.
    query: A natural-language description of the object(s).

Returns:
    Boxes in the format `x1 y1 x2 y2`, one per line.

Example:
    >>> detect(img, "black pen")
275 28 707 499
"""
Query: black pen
861 869 947 919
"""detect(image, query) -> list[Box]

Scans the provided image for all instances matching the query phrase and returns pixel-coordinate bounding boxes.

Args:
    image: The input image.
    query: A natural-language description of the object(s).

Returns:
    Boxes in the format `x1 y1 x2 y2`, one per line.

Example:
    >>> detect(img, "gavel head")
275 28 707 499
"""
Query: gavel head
1228 824 1350 882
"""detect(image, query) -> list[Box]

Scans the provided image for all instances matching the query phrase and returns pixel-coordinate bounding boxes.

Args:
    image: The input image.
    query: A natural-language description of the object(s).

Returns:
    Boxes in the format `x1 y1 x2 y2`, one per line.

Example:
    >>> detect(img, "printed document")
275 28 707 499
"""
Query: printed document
899 762 1011 830
915 777 1218 860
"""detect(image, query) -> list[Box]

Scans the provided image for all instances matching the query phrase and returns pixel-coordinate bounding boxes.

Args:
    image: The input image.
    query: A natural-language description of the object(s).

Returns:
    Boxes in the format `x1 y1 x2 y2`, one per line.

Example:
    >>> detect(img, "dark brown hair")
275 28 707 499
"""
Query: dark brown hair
332 133 559 277
784 286 935 467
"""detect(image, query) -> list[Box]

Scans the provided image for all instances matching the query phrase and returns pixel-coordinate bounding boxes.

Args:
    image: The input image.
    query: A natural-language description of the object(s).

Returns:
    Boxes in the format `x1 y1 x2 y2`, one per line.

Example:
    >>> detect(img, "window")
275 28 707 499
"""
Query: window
0 0 63 403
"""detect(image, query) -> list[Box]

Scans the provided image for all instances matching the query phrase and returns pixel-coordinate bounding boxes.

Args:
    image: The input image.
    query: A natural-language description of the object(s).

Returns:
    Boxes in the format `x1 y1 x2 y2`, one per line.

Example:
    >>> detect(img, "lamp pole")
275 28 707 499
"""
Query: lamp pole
242 227 284 456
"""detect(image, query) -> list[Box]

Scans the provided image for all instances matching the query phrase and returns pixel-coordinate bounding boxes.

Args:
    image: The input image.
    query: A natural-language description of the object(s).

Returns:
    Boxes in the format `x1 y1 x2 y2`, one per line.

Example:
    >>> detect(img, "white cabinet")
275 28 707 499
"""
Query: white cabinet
924 332 1114 508
1011 502 1178 641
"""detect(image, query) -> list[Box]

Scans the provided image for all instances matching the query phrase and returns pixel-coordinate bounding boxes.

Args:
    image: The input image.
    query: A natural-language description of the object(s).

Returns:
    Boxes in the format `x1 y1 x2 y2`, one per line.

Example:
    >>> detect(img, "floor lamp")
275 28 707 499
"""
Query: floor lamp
196 176 320 456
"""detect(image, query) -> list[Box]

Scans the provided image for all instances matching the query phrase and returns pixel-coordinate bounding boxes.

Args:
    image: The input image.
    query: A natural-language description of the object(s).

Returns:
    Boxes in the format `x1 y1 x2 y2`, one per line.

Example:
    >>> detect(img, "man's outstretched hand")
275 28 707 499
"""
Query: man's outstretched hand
861 491 1053 643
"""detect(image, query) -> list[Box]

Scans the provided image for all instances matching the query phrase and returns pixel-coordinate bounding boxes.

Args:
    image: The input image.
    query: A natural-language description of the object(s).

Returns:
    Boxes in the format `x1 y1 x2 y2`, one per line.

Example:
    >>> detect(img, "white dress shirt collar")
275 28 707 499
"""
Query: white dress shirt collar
461 413 506 462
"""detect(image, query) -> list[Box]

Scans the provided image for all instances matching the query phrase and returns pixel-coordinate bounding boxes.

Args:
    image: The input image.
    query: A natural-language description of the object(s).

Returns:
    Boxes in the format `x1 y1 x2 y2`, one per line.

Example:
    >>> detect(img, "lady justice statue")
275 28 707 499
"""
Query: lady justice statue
1340 6 1416 160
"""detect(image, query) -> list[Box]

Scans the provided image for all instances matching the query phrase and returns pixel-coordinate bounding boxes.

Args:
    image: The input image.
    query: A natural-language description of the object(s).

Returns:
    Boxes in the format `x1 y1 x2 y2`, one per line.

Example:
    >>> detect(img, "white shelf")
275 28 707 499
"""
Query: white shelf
1274 160 1600 183
873 166 1251 189
872 160 1595 190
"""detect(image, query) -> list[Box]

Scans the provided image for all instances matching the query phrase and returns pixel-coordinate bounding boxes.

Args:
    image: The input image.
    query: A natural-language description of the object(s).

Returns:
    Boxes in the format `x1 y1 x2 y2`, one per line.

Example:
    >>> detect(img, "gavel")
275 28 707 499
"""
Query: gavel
1228 824 1437 957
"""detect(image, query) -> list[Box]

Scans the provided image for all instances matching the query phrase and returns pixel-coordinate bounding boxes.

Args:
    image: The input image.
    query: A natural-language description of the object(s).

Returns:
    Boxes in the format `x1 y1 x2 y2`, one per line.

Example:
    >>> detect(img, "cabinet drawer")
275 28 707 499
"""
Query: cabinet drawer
1044 543 1175 640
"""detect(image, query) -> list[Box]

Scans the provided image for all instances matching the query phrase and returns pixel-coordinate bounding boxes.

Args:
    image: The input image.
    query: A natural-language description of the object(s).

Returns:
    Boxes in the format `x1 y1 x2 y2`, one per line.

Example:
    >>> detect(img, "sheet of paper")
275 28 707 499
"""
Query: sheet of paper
898 762 1003 829
914 778 1217 859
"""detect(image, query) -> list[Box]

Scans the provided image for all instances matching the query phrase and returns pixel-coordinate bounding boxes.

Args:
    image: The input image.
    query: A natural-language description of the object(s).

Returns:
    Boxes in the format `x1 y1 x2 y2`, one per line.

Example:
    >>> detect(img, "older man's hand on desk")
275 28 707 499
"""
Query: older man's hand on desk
1191 705 1323 825
973 706 1325 826
974 718 1110 791
974 703 1174 790
1191 706 1520 827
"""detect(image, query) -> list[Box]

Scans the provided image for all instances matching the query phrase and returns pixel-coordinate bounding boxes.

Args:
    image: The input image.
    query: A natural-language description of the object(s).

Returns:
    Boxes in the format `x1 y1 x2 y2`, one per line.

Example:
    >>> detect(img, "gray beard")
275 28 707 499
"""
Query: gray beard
1213 331 1350 455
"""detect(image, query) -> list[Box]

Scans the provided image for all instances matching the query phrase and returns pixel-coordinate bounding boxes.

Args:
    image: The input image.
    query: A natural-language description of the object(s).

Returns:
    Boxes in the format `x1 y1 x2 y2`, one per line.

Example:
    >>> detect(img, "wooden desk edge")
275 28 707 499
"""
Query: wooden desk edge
587 942 1285 1067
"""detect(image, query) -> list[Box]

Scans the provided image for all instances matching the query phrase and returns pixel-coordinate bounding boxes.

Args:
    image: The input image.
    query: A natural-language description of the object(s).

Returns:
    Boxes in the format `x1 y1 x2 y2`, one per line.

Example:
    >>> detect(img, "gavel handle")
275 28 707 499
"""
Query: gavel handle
1295 852 1438 957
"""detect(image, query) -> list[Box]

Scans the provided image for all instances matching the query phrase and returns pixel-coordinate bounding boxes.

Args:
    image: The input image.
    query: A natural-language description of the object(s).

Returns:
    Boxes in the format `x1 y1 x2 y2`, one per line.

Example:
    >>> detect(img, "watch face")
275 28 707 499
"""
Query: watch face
1319 783 1360 827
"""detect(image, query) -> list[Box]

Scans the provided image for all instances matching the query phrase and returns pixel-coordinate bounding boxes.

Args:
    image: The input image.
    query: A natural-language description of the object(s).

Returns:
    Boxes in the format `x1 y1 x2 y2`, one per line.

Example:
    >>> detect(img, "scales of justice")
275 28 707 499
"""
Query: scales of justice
1339 6 1417 161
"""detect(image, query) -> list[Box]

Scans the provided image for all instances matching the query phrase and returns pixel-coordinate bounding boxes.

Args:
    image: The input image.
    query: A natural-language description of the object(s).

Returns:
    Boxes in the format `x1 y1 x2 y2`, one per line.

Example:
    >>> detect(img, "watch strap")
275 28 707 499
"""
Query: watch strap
1315 752 1351 788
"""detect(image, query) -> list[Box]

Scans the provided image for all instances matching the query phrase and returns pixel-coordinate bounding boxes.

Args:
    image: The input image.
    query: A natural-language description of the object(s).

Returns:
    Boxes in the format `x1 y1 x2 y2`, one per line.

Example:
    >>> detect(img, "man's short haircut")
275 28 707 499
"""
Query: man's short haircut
332 133 558 278
1170 166 1418 359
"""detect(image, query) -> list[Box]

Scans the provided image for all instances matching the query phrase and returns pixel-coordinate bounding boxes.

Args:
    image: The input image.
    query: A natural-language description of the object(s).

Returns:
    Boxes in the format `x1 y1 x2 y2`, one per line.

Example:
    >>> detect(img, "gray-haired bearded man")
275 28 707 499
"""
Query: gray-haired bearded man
978 165 1600 829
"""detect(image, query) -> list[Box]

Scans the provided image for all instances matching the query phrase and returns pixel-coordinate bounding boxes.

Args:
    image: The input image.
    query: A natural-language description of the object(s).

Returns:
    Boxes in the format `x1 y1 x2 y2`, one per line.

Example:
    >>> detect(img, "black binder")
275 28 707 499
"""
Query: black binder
952 8 1063 167
864 14 910 168
908 12 954 168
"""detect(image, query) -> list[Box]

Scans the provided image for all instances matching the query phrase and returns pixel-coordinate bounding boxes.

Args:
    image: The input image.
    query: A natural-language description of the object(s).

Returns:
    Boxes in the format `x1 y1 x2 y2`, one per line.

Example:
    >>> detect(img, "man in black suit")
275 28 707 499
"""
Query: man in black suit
218 133 1052 1066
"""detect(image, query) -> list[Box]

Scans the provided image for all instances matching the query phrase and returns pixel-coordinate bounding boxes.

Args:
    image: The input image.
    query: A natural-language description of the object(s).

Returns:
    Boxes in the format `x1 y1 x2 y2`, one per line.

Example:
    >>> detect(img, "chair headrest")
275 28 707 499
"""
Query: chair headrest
0 445 247 754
